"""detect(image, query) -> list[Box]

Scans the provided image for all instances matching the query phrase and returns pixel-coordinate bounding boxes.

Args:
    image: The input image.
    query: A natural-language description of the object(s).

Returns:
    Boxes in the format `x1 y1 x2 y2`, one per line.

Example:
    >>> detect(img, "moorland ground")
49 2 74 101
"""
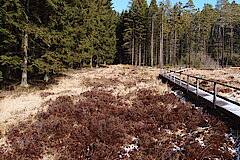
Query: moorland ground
0 65 237 159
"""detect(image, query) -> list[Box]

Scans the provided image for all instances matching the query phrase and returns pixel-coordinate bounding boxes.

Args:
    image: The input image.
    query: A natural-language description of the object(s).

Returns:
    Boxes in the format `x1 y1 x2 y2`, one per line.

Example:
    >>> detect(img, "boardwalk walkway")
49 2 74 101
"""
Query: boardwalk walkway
160 69 240 118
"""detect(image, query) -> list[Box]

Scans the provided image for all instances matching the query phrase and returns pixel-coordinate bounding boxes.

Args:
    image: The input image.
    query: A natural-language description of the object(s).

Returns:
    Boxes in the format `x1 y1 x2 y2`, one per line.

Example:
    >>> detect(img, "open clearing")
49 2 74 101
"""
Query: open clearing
0 65 238 159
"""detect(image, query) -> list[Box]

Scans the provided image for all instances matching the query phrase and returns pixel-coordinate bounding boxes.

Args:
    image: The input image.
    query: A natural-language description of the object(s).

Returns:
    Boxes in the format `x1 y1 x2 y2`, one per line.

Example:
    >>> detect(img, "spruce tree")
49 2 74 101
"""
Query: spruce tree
0 0 24 80
200 4 217 66
115 12 127 64
182 0 196 66
123 1 136 65
124 0 148 66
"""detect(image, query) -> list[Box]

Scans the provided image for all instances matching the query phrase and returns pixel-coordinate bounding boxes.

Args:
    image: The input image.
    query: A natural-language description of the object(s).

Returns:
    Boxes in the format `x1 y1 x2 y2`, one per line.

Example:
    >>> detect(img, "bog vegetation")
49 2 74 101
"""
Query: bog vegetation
0 0 240 159
0 0 240 86
0 65 236 159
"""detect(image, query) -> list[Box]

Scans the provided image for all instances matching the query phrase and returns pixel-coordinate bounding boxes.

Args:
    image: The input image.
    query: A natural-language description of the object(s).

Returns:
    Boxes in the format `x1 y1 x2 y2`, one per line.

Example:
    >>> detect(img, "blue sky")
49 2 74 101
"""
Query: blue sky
112 0 237 12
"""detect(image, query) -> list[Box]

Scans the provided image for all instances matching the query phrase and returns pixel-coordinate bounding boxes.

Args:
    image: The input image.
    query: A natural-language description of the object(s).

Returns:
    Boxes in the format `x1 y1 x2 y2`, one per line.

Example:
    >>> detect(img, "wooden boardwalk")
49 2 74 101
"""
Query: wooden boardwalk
160 70 240 118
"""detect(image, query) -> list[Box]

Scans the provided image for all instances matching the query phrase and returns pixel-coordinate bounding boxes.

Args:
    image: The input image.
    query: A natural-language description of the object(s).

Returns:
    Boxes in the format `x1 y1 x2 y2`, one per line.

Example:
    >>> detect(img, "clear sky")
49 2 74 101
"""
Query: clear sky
112 0 237 12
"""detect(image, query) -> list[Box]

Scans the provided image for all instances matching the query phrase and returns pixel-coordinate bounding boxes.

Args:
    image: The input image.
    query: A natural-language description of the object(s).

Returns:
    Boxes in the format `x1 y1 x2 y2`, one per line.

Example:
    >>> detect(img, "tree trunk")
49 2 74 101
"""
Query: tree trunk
21 31 29 87
174 28 177 67
230 26 233 59
170 39 172 64
230 26 234 58
188 35 191 68
221 27 224 68
44 73 50 82
139 40 142 66
132 37 135 65
143 42 146 66
226 38 230 67
204 38 207 59
197 23 201 61
166 34 169 64
151 17 154 66
21 0 29 87
155 36 158 65
90 55 93 67
135 41 138 66
226 26 233 67
217 26 221 66
159 21 164 66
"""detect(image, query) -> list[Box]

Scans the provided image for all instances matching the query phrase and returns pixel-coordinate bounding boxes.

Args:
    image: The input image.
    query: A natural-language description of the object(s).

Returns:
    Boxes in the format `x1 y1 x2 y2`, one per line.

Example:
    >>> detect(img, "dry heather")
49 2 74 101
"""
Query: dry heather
0 65 237 159
0 65 166 130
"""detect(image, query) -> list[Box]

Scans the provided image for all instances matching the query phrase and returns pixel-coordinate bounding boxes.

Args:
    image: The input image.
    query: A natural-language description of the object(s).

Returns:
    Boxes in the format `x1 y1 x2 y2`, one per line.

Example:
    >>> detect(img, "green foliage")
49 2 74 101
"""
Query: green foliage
119 0 240 67
0 0 25 77
1 0 240 86
122 0 149 65
192 61 203 68
0 0 117 84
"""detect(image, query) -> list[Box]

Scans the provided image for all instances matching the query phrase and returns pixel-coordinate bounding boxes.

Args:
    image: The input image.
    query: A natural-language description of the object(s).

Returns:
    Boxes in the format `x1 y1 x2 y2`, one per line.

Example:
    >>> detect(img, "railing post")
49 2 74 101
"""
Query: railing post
187 75 190 92
173 73 176 82
213 82 217 108
196 78 199 97
180 72 182 86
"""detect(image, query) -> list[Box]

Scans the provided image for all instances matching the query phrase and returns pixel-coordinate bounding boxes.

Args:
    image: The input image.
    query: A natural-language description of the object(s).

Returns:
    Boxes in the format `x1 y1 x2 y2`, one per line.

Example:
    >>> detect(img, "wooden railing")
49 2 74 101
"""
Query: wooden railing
161 69 240 107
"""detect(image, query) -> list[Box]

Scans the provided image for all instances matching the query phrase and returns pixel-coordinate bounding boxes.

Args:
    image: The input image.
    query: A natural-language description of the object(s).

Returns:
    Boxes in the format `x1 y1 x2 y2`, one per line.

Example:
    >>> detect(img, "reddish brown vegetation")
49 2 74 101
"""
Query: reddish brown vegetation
40 92 55 98
0 88 234 159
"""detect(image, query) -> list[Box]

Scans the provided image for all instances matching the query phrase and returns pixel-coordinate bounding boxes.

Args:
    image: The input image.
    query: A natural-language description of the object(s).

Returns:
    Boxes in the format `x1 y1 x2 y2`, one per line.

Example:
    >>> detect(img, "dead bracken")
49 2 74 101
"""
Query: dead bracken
0 65 237 159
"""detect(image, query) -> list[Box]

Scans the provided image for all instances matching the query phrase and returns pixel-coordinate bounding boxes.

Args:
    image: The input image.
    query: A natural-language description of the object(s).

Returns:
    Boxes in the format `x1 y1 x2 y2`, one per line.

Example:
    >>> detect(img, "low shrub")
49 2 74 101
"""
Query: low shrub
0 89 235 159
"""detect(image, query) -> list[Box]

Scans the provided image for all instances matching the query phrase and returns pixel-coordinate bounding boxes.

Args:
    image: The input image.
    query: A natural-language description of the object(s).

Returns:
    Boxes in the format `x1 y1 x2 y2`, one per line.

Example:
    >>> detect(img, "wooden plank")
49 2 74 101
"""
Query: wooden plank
160 73 240 118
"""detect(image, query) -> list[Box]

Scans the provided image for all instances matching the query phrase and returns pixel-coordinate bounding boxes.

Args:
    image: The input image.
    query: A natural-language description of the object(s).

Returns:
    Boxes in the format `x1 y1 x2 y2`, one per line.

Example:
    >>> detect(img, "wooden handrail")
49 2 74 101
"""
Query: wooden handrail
161 68 240 107
178 72 240 91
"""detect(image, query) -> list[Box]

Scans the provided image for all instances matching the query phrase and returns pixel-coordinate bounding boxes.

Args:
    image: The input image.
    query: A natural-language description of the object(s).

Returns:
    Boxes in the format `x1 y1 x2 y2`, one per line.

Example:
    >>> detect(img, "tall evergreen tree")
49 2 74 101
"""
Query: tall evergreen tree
0 0 117 85
149 0 158 66
123 0 148 66
0 0 24 80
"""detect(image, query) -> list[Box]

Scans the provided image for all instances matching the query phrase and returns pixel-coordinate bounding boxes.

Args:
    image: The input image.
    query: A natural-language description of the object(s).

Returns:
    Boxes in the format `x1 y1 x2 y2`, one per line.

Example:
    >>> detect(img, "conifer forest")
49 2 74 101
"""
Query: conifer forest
0 0 240 159
0 0 240 85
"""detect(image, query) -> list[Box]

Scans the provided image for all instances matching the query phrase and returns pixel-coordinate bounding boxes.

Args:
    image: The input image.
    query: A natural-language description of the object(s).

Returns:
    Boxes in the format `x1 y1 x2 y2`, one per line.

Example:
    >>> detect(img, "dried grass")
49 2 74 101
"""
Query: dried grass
0 65 236 159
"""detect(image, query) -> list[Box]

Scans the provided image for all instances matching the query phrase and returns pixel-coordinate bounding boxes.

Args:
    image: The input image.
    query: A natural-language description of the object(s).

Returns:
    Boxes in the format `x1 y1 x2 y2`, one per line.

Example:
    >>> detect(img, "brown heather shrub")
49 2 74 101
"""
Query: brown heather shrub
0 89 235 159
40 92 55 98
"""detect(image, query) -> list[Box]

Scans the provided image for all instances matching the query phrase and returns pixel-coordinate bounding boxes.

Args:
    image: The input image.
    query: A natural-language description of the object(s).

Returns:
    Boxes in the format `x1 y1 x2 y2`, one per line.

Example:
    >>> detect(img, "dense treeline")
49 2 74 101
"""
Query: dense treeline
0 0 240 87
116 0 240 68
0 0 116 86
